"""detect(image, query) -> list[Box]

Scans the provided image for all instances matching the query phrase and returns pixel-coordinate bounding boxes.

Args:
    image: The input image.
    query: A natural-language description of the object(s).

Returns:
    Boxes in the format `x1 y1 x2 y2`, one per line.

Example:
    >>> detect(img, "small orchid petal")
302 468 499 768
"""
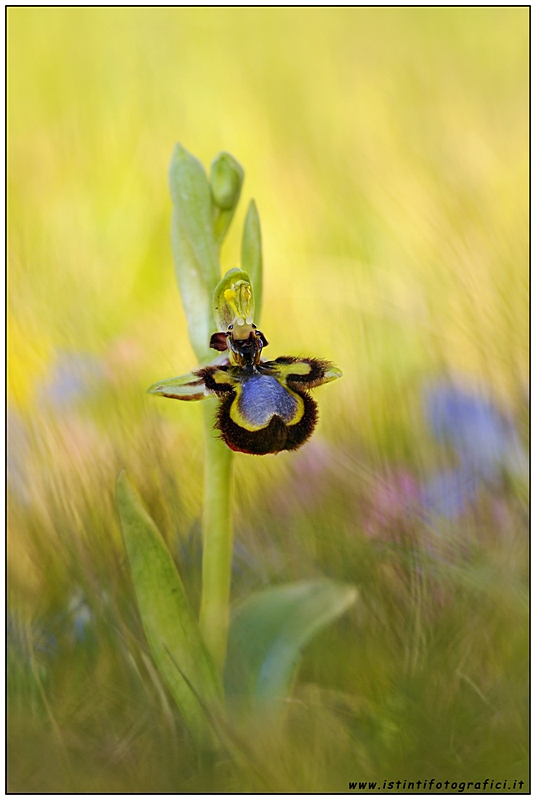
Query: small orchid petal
148 372 211 401
323 366 343 383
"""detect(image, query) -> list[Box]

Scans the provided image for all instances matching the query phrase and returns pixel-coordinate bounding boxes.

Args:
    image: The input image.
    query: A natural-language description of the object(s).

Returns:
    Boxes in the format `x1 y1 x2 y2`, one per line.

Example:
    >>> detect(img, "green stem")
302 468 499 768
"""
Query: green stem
199 401 234 674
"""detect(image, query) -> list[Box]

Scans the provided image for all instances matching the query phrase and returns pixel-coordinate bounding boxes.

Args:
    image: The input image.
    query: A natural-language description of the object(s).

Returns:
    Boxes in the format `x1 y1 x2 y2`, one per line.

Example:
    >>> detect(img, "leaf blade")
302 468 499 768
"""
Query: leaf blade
241 200 263 323
224 579 357 719
169 143 220 286
117 472 223 745
169 143 221 360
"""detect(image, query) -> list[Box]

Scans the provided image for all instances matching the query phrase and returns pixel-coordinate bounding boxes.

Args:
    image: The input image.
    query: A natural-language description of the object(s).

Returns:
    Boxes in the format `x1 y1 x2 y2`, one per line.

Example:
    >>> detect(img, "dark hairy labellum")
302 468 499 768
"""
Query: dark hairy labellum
149 318 342 455
196 357 331 455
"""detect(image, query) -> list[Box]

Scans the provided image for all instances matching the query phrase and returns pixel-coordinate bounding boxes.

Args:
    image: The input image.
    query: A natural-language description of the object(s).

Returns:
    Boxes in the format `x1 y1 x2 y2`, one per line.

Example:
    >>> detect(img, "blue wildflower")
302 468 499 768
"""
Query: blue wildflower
39 351 104 409
422 379 526 518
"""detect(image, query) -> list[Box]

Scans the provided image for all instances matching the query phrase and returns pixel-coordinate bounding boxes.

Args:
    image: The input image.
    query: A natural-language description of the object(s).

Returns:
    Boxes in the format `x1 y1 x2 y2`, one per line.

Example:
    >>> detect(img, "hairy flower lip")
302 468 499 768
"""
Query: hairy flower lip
148 354 342 455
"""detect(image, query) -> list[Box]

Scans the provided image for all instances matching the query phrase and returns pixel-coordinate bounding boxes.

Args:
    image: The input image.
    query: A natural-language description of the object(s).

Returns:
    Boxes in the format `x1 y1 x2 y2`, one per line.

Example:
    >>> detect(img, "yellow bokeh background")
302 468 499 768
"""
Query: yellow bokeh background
9 7 528 411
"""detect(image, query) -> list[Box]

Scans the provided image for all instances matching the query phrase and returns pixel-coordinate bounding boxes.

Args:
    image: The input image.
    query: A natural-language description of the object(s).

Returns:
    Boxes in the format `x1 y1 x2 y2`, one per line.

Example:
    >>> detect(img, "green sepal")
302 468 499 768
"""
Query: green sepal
210 152 244 246
117 472 224 746
224 579 357 722
241 200 263 324
147 371 211 401
169 143 221 361
213 268 255 331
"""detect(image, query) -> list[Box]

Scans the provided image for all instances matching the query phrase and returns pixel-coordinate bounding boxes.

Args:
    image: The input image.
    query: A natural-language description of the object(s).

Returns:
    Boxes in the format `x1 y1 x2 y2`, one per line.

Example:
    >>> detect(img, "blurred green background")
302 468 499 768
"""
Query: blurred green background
8 7 528 793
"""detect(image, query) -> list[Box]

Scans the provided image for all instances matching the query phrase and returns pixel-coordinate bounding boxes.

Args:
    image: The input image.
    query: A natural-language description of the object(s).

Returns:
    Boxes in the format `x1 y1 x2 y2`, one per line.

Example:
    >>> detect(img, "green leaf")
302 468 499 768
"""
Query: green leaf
210 152 244 246
241 200 263 323
169 143 221 360
224 579 357 720
169 143 220 287
117 472 223 745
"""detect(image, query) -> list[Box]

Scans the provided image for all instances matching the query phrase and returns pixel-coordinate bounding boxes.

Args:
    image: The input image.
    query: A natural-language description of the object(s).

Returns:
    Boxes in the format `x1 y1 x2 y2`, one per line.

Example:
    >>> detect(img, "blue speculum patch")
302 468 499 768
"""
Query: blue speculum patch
238 374 298 427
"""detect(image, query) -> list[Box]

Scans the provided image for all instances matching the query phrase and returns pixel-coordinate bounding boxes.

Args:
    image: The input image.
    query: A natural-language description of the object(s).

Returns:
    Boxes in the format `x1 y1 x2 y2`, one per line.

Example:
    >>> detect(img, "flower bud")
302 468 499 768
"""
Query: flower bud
211 153 242 210
210 153 244 245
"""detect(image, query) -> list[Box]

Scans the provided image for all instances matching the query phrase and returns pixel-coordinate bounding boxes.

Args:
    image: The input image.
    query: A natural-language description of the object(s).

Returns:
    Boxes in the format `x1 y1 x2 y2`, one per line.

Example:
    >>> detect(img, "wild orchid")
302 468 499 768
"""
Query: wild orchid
117 145 354 748
148 269 342 455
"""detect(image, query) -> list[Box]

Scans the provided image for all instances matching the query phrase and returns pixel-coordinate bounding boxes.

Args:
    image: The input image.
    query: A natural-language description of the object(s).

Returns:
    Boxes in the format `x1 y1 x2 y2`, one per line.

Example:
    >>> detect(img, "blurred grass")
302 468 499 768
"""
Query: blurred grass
7 7 528 793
